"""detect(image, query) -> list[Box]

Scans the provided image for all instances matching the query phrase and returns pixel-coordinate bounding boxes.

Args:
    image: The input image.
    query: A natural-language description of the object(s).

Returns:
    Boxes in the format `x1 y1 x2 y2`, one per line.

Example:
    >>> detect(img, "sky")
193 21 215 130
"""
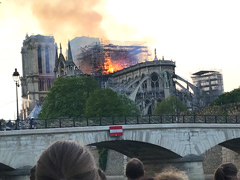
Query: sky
1 0 240 120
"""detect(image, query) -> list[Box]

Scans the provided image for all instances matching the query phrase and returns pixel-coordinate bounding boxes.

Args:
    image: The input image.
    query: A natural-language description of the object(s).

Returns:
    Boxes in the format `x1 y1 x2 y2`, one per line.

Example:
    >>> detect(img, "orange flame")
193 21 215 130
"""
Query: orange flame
103 57 123 74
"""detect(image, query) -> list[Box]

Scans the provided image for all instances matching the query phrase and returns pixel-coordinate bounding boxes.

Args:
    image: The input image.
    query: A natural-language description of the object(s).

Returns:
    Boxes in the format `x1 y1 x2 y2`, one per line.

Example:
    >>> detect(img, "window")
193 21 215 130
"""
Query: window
47 79 51 90
45 46 50 73
39 79 42 91
38 46 42 73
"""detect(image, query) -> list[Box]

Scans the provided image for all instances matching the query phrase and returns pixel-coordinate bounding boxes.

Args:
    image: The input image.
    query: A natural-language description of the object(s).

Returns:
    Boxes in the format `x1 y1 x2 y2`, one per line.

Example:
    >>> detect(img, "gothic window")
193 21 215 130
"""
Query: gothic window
151 82 155 88
47 79 51 90
142 80 147 90
39 79 43 91
45 46 50 73
42 79 45 91
147 105 152 115
60 62 64 77
38 79 41 91
151 72 159 91
38 45 42 73
151 72 158 82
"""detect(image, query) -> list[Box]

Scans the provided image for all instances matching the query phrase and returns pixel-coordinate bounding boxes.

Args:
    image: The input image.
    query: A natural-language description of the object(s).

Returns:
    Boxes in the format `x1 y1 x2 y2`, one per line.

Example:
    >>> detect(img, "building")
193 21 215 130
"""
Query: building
20 34 82 120
20 34 56 119
106 58 177 115
20 34 222 118
191 70 224 105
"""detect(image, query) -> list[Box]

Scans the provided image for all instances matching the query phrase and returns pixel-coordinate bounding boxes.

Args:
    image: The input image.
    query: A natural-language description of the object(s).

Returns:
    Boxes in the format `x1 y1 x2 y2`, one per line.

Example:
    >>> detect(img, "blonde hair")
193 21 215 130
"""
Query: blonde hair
154 167 189 180
35 140 100 180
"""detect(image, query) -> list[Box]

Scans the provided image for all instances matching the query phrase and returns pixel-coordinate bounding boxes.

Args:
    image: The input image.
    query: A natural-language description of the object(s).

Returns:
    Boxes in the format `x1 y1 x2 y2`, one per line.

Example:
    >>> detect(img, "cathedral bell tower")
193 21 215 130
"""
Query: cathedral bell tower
20 34 56 119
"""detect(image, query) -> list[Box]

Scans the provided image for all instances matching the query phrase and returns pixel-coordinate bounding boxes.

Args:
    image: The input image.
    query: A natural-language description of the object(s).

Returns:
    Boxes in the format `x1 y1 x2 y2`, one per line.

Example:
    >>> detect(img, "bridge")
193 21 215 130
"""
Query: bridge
1 120 240 180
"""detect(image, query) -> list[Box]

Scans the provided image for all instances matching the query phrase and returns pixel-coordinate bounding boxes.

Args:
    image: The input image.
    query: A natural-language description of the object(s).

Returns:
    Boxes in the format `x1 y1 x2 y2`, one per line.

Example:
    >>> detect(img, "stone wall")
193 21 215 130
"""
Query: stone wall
202 145 222 180
202 145 240 180
89 147 126 180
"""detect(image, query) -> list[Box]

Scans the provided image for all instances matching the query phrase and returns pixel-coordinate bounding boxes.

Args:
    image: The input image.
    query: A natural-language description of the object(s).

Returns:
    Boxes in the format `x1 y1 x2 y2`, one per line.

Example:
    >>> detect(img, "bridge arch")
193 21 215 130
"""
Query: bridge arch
89 140 181 161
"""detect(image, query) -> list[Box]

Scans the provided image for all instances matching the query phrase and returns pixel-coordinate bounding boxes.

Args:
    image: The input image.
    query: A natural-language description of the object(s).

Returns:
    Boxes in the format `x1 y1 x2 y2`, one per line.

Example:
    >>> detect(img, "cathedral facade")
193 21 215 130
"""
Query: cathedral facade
20 34 82 119
21 35 56 119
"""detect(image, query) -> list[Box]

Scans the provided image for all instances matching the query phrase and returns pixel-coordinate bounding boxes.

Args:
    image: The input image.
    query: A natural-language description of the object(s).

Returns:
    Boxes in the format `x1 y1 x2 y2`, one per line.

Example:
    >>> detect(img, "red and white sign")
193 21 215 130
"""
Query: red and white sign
109 126 123 136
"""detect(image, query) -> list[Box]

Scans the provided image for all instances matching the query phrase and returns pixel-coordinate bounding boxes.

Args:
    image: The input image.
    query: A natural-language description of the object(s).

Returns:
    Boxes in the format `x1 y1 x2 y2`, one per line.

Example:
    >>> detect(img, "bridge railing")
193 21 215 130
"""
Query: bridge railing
1 115 240 131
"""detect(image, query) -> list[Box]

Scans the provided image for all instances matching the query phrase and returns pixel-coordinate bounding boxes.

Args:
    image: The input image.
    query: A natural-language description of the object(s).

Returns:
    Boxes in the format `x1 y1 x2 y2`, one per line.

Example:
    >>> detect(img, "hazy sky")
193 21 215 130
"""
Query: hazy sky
1 0 240 120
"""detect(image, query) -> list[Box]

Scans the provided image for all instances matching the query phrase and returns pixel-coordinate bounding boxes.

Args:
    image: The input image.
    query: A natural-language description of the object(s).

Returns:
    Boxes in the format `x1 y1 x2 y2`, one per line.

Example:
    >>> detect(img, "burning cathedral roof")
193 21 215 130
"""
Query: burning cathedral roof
69 37 151 76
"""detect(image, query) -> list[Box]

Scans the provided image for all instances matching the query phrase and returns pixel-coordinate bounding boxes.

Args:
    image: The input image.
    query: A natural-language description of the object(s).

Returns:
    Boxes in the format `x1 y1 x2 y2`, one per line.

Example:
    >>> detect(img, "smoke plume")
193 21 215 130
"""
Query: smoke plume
30 0 107 52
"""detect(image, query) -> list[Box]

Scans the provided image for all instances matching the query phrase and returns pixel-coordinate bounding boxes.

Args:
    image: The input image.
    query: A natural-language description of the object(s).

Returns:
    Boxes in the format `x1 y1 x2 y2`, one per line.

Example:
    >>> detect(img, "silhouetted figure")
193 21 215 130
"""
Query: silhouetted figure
29 165 36 180
35 140 101 180
214 163 239 180
126 158 144 180
6 120 13 130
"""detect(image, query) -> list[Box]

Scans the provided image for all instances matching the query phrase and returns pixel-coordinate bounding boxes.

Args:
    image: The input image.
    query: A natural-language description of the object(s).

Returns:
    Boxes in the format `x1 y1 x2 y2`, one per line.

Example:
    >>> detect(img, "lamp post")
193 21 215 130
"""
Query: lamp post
13 68 20 125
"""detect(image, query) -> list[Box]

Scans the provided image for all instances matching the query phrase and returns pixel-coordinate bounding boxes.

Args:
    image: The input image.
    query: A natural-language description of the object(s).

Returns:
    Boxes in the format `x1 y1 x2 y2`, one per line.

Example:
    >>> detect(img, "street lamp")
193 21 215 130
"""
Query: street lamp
13 68 20 123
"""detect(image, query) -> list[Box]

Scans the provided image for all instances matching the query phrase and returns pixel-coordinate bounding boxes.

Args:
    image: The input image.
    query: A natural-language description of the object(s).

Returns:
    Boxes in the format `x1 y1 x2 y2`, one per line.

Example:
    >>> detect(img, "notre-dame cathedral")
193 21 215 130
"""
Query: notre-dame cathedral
20 34 224 120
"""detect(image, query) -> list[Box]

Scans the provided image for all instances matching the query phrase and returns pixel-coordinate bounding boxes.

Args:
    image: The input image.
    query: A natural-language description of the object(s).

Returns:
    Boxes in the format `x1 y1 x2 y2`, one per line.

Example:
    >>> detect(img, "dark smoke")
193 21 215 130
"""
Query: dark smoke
30 0 107 52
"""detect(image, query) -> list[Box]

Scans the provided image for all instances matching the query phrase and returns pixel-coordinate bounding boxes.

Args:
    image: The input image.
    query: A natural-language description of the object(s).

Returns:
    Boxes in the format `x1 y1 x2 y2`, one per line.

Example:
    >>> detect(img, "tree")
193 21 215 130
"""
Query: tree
84 88 129 117
38 76 99 119
210 88 240 106
154 96 187 115
118 94 141 116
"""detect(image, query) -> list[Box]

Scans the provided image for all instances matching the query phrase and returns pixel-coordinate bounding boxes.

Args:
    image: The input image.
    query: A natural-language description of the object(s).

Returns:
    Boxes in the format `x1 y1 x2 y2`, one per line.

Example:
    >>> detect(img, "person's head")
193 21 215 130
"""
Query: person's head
35 140 100 180
29 165 36 180
126 158 144 180
214 163 239 180
154 166 189 180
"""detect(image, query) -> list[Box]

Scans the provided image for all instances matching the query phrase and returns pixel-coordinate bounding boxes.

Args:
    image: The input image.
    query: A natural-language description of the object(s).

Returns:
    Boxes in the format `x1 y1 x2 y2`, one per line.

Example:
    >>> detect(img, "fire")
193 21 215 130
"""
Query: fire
104 57 114 74
103 56 123 74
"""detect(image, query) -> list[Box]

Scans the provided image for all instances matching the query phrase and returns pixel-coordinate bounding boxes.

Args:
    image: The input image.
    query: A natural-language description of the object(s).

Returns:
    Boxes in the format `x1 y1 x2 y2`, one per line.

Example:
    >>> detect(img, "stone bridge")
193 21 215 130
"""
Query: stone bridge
1 124 240 180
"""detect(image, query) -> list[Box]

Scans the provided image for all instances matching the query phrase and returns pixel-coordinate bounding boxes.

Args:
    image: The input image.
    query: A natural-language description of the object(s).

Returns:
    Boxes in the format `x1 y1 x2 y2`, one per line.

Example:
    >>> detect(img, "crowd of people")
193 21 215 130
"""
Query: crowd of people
29 140 239 180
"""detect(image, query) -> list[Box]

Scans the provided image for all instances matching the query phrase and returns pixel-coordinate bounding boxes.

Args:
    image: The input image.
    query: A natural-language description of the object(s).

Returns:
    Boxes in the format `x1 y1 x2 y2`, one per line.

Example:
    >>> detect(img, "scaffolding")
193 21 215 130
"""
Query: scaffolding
191 70 224 105
77 40 151 75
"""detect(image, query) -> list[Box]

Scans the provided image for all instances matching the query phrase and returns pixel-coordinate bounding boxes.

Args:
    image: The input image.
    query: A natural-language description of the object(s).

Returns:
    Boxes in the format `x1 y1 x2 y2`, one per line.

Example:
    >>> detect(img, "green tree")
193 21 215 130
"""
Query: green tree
118 94 140 116
38 76 99 119
84 88 128 117
154 96 187 115
210 88 240 106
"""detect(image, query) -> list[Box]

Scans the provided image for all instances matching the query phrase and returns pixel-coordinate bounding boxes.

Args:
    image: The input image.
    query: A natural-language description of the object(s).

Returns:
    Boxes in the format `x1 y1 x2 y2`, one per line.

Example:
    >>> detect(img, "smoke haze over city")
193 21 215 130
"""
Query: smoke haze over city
1 0 240 119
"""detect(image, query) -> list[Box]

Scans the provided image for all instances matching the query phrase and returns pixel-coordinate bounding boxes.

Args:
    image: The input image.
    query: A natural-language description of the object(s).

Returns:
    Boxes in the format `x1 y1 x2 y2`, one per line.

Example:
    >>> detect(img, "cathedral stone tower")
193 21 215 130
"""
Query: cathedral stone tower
20 34 56 119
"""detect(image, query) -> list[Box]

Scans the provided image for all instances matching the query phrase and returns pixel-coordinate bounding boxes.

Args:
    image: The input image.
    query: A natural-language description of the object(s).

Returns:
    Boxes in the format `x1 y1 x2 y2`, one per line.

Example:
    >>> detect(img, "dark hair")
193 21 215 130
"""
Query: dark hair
35 140 100 180
214 163 238 180
142 178 154 180
126 158 144 179
29 165 36 180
